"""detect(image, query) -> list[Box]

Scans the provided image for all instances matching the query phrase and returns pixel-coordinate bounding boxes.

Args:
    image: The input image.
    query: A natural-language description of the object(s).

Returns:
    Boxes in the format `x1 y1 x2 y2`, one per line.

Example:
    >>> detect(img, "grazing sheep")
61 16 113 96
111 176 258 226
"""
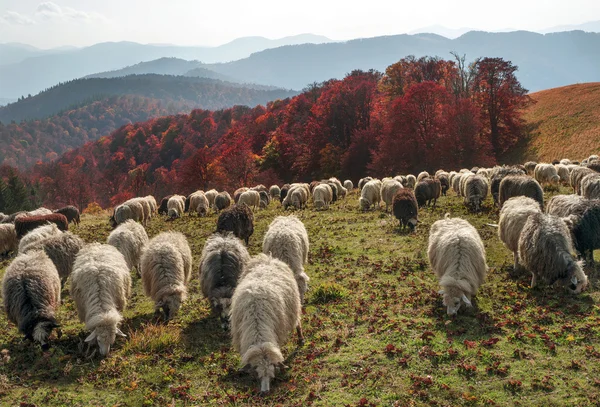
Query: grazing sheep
158 195 173 215
555 164 570 184
24 208 53 218
54 206 81 225
216 204 254 245
312 183 333 210
15 213 68 239
189 191 210 216
231 254 303 394
283 185 309 210
326 181 338 202
234 187 249 203
328 178 347 199
498 196 542 271
110 201 144 228
560 159 572 166
71 243 131 356
262 216 310 303
167 195 185 219
279 184 290 203
451 172 465 196
428 215 488 315
214 192 232 212
518 212 588 293
570 166 595 194
524 161 537 176
415 178 441 208
343 180 353 190
581 173 600 200
145 196 157 214
1 211 26 224
404 175 416 189
546 194 586 217
199 232 250 329
141 232 192 321
417 171 430 183
269 185 281 199
392 189 418 231
589 154 599 162
498 176 544 209
358 177 373 191
252 185 268 193
2 250 61 349
562 199 600 265
107 219 149 275
476 168 490 179
259 191 271 209
239 190 261 210
463 175 488 212
381 179 403 212
359 180 382 211
18 224 62 253
436 172 450 196
490 166 526 205
0 224 18 256
126 198 150 225
205 189 218 208
534 163 560 186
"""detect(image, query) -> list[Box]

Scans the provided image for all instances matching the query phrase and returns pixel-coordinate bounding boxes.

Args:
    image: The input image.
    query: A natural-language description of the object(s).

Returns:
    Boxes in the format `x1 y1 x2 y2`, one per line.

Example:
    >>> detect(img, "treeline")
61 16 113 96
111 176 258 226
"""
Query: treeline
22 55 530 210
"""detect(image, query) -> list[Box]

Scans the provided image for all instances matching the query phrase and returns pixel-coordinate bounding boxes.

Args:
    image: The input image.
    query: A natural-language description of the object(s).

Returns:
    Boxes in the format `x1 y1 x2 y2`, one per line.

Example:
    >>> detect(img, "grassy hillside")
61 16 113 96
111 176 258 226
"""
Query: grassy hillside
522 82 600 161
0 187 599 406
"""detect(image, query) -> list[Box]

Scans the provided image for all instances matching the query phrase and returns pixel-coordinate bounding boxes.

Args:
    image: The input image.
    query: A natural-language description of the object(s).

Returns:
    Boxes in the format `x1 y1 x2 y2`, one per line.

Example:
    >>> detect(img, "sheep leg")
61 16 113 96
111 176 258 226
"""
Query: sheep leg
530 273 537 288
296 324 304 347
513 252 520 272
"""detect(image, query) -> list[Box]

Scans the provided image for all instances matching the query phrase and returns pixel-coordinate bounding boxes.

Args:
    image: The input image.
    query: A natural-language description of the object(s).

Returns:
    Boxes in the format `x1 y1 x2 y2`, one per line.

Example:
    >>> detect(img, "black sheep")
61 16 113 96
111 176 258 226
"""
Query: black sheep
216 204 254 245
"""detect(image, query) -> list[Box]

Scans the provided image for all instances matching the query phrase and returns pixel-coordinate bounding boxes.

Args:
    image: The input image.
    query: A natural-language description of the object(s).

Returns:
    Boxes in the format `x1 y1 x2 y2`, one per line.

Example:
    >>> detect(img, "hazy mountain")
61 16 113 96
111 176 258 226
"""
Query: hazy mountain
0 98 17 107
0 34 332 99
408 25 477 39
202 30 600 92
539 20 600 34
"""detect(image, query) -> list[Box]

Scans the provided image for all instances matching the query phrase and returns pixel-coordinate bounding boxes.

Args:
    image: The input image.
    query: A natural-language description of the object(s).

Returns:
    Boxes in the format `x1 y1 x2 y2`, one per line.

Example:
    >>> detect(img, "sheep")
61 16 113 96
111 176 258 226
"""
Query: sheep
279 184 290 203
262 216 310 303
463 175 488 212
359 180 382 211
417 171 430 183
328 178 347 199
107 219 149 275
252 185 268 193
490 166 526 205
14 213 68 239
381 179 403 212
451 172 464 196
216 204 254 245
561 199 600 265
498 196 542 271
436 172 450 196
158 195 173 215
214 192 232 212
167 195 185 219
518 212 588 293
312 183 333 210
534 163 560 186
555 164 570 184
589 154 599 162
428 215 487 316
283 186 309 210
189 191 210 216
0 224 18 256
126 198 150 225
326 181 338 202
546 194 586 217
570 166 595 194
524 161 537 176
269 185 281 199
392 189 418 231
234 187 249 203
21 231 85 286
53 205 81 225
581 173 600 200
459 173 474 198
2 250 61 349
231 254 303 394
404 175 416 189
140 231 192 321
205 189 219 208
110 201 144 228
560 158 572 166
498 175 544 209
358 177 373 191
343 180 353 190
18 224 62 254
259 191 271 209
145 195 157 214
1 211 26 224
476 168 490 179
24 207 53 218
588 162 600 172
199 232 250 329
71 243 131 356
415 178 441 208
239 190 260 210
125 200 145 224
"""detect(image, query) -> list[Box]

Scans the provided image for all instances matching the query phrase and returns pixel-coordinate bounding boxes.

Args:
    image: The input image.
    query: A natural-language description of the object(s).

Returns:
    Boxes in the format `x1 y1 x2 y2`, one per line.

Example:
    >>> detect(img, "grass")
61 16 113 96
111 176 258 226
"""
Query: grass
0 187 599 406
518 82 600 162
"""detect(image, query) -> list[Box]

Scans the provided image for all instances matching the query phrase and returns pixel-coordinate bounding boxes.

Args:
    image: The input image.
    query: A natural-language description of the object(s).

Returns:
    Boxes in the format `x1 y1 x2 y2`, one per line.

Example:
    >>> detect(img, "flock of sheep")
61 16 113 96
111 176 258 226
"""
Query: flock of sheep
0 153 598 394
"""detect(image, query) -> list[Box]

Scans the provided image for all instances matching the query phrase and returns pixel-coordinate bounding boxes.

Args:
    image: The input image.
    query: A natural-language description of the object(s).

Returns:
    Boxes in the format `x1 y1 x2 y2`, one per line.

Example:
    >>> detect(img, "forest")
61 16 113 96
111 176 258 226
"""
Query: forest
1 55 531 212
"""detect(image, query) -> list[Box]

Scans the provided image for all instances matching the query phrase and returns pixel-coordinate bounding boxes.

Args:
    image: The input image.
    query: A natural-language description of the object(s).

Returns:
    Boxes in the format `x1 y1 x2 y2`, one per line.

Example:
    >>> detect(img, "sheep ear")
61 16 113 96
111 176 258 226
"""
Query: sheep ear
85 329 97 343
438 290 444 295
116 328 127 337
461 294 472 307
571 276 578 285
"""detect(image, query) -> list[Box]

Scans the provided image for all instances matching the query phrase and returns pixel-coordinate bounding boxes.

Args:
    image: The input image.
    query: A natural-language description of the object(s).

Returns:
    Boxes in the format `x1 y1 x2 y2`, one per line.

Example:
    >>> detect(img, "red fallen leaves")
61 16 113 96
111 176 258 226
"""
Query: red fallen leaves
480 337 500 347
420 331 435 342
505 379 522 392
410 374 433 390
458 362 477 377
464 340 477 349
486 361 509 377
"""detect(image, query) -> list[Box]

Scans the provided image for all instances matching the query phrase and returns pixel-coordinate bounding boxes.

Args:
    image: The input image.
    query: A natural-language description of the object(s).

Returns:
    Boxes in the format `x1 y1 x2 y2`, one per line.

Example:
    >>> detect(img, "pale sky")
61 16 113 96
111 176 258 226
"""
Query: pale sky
1 0 599 49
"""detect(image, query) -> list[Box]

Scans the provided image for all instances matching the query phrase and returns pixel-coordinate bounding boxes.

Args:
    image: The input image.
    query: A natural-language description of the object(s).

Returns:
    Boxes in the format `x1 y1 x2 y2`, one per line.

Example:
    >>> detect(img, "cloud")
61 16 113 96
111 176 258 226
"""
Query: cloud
35 2 107 23
1 11 36 25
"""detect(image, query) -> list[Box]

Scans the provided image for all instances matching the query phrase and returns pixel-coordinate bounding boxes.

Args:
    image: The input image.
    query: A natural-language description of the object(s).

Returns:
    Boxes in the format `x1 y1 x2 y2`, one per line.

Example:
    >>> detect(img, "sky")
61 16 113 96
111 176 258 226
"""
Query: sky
1 0 599 49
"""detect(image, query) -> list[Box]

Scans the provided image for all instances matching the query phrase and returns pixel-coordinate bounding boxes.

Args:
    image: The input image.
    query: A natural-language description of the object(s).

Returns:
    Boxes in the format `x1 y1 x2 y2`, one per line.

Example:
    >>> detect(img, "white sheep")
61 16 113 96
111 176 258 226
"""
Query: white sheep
417 171 430 182
428 215 488 315
343 180 353 190
0 223 18 256
282 185 308 210
167 195 185 219
381 179 403 212
534 163 560 186
312 184 333 210
581 173 600 200
107 219 149 275
140 231 192 320
269 185 281 199
18 224 62 254
554 164 570 184
463 175 489 212
204 189 219 208
238 190 261 210
262 216 310 303
231 254 303 393
189 191 210 216
359 179 382 211
71 243 131 356
404 174 416 189
498 196 542 271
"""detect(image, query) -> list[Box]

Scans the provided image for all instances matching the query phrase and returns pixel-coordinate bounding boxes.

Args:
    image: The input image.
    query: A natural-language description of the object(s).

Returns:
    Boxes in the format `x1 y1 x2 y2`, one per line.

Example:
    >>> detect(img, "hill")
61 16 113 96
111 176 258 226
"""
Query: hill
520 83 600 161
0 74 297 123
0 34 332 99
203 30 600 92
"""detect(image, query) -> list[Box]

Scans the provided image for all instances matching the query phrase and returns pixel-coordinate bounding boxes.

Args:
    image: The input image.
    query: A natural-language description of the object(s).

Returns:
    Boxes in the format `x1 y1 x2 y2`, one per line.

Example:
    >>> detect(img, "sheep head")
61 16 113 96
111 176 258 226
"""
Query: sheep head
438 286 472 316
564 261 588 294
212 297 232 330
359 197 371 211
407 218 418 232
157 292 185 321
197 206 207 217
33 318 60 350
85 324 126 356
240 342 284 394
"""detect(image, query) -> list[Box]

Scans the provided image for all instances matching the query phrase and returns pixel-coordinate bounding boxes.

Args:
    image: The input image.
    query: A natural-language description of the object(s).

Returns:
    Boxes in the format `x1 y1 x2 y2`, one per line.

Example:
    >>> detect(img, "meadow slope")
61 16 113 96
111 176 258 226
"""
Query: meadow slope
521 83 600 162
0 187 599 406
